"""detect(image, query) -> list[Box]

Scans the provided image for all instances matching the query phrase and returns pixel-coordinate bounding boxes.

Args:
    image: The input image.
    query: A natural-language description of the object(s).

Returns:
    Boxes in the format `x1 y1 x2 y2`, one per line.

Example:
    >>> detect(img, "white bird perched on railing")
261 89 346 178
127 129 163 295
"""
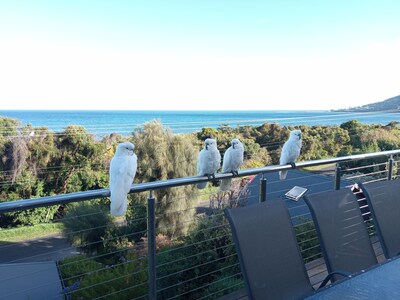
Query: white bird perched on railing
220 138 244 191
279 129 302 180
197 138 221 189
109 142 138 216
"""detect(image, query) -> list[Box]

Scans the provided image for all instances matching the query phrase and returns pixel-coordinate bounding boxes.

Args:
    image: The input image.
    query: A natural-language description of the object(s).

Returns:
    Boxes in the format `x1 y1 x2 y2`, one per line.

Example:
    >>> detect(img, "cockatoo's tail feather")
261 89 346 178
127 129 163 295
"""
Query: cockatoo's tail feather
197 182 208 189
220 178 232 191
279 170 288 180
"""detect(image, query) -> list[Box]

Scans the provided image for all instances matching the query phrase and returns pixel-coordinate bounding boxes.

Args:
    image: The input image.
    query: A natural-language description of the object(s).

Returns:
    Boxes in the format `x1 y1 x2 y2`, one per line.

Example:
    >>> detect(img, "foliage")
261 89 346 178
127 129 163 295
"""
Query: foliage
294 220 321 263
48 125 109 194
203 277 244 299
124 193 148 242
157 212 240 299
59 252 147 300
1 115 399 231
132 121 199 237
62 201 112 254
209 178 251 209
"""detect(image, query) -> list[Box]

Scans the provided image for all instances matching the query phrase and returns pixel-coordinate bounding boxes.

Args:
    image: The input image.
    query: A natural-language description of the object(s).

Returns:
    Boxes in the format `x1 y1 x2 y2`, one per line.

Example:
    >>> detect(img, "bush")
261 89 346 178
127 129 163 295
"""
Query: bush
203 276 244 299
294 220 321 263
59 252 147 300
62 201 112 254
157 212 240 299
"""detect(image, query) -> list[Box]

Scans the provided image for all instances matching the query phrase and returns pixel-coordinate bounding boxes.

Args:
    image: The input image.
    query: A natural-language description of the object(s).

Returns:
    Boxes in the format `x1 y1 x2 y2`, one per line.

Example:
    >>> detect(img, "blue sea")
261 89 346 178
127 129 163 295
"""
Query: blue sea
0 110 399 136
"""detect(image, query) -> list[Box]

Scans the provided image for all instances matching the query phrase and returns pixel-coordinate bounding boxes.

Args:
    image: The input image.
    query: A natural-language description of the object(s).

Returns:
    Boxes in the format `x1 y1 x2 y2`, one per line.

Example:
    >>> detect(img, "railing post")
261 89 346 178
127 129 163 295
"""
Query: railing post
259 174 267 202
388 155 394 180
334 164 341 190
147 191 157 300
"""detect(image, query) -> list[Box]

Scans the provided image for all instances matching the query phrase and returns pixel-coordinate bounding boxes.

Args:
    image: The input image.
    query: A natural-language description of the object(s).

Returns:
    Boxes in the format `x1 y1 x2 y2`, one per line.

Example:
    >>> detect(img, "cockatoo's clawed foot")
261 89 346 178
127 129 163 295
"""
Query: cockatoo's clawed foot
232 170 239 177
290 162 297 169
206 174 216 181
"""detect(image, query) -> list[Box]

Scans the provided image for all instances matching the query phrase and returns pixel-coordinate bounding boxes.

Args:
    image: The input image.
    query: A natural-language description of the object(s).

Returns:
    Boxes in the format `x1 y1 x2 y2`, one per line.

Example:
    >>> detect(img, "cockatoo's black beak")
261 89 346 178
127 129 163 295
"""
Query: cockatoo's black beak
233 144 236 149
206 144 209 150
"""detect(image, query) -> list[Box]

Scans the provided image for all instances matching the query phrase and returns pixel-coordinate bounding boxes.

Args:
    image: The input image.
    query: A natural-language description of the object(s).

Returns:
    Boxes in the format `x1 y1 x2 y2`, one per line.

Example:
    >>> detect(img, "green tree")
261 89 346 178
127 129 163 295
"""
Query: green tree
47 125 108 194
132 121 199 237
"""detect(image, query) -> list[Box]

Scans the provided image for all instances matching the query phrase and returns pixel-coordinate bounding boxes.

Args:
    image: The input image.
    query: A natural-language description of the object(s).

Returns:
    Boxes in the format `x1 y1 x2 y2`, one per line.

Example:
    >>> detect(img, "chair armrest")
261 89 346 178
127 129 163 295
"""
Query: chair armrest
318 271 351 289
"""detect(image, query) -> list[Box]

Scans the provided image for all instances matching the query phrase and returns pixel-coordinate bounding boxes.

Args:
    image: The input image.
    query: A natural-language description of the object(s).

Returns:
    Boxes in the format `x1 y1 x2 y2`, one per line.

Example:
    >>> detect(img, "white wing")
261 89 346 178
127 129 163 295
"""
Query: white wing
222 147 233 173
197 149 208 189
197 147 221 189
279 138 301 180
211 147 222 174
220 144 244 191
109 154 137 216
197 149 206 176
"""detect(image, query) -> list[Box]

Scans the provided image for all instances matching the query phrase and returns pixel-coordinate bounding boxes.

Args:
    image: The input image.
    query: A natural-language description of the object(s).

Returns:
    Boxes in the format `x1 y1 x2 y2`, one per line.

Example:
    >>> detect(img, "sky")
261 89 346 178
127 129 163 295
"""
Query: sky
0 0 399 111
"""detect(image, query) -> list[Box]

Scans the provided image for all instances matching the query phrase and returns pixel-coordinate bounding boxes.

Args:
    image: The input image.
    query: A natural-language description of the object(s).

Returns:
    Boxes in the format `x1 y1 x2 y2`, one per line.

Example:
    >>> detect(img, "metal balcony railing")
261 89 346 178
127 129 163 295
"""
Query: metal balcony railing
0 149 399 300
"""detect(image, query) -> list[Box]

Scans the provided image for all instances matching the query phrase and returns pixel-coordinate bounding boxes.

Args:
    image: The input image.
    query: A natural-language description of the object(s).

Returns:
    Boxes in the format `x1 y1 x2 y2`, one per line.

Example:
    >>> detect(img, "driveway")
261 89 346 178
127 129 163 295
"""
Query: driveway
0 235 79 263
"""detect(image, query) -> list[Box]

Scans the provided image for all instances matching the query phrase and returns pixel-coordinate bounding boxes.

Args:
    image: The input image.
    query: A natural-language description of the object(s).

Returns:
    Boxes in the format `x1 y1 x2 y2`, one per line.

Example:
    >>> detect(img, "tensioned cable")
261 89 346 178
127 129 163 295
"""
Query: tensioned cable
91 282 148 300
156 242 235 274
67 270 148 298
155 231 231 258
155 226 231 251
164 271 242 300
156 253 238 293
0 127 396 179
157 265 241 298
197 281 244 300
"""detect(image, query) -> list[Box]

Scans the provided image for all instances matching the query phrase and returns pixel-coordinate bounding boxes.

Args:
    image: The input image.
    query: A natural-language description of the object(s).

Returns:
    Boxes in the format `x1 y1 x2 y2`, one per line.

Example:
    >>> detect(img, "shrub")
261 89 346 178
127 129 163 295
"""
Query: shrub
294 220 321 262
157 212 239 299
62 201 112 254
59 252 147 300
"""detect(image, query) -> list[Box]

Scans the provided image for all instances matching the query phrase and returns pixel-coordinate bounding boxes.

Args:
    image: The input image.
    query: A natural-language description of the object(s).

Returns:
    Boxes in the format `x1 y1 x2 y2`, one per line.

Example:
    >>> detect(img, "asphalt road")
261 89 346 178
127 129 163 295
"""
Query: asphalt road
0 235 79 264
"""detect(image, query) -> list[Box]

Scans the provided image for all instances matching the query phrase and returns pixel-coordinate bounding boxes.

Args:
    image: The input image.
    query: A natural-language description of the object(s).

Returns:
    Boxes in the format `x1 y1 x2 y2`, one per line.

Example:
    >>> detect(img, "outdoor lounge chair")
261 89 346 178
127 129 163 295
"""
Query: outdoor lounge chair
304 188 378 281
359 180 400 259
224 199 344 300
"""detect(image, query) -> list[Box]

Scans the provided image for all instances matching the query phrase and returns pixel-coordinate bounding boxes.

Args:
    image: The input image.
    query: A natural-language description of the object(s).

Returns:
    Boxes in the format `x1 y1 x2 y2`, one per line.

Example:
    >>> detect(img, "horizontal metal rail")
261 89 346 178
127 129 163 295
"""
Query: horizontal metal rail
1 149 399 213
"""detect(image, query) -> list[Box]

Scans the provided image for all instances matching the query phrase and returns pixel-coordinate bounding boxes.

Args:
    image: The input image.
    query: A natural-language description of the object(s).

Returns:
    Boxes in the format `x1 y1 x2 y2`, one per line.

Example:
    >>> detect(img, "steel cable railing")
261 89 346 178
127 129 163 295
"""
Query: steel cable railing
0 149 400 299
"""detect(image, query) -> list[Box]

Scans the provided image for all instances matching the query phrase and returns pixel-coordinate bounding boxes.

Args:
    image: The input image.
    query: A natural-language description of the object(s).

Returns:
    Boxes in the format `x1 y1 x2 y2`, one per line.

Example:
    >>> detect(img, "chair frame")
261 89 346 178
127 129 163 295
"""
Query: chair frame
225 199 346 300
304 188 377 280
359 180 400 259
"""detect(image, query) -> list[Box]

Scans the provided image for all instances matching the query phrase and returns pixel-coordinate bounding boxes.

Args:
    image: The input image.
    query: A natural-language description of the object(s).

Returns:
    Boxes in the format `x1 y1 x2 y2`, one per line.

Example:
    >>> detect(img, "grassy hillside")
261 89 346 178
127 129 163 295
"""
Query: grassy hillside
336 95 400 112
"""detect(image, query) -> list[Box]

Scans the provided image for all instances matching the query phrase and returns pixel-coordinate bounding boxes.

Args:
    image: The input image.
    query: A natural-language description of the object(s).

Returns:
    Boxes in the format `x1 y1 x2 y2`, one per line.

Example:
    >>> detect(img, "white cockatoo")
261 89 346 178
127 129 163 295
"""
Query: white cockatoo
197 138 221 189
109 142 138 216
220 138 244 191
279 129 302 180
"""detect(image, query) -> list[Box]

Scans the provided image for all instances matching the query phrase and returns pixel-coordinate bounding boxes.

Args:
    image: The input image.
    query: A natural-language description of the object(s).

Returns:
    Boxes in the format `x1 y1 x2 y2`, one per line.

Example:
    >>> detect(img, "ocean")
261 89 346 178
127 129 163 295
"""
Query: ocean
0 110 399 136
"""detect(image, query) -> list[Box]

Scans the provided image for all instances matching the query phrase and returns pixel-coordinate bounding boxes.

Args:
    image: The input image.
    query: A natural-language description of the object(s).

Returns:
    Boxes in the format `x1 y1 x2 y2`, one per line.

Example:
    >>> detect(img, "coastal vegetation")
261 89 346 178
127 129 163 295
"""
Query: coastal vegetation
2 116 399 228
1 116 399 298
1 115 399 234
